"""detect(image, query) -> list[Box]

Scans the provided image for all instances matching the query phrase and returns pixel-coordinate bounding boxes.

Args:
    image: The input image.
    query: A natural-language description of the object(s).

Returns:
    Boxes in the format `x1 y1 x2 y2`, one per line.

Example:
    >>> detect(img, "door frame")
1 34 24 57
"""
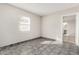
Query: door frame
61 13 78 45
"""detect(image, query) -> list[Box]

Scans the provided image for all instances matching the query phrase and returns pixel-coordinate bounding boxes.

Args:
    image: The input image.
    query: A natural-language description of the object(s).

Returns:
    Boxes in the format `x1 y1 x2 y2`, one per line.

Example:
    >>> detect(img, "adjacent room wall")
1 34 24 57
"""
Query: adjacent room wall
66 20 75 36
0 4 41 47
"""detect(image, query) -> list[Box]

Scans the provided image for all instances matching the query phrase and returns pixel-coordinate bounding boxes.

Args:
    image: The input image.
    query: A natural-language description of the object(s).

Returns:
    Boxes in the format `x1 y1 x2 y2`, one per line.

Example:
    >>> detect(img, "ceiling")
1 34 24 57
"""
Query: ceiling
10 3 79 16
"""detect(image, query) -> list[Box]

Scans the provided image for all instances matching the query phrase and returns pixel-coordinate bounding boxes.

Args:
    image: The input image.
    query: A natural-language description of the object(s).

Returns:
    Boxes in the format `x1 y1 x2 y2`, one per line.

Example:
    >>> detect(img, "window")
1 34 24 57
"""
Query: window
19 16 30 32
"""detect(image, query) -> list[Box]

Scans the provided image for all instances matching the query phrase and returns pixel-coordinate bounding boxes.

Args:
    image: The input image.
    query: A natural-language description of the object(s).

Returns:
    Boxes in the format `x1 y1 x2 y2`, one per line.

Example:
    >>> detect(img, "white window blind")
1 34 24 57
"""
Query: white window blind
19 16 30 32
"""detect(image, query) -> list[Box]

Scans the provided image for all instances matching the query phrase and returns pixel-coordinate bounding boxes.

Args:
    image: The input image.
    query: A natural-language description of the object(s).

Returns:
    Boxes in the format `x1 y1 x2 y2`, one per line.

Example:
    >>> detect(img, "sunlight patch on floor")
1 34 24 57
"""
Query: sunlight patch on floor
51 41 60 44
41 41 52 44
41 40 61 44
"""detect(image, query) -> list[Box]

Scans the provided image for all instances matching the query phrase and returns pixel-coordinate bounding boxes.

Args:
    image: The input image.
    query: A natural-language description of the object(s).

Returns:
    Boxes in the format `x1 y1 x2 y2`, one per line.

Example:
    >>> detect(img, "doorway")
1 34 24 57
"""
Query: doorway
62 15 76 44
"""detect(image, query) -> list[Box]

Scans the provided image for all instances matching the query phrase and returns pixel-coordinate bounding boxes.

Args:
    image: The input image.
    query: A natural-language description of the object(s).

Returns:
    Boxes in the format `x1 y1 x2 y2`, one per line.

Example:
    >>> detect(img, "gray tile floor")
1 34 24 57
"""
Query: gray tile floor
0 38 79 55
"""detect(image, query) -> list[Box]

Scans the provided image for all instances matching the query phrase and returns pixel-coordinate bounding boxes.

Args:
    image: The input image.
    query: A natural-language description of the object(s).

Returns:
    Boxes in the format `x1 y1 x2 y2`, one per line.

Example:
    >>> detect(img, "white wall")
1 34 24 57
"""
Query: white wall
0 4 79 47
0 4 41 47
41 6 79 44
41 15 63 43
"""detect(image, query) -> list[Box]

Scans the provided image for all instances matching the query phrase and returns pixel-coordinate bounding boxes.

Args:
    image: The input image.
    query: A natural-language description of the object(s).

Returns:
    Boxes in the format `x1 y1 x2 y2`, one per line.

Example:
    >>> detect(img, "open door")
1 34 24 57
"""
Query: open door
63 15 76 44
